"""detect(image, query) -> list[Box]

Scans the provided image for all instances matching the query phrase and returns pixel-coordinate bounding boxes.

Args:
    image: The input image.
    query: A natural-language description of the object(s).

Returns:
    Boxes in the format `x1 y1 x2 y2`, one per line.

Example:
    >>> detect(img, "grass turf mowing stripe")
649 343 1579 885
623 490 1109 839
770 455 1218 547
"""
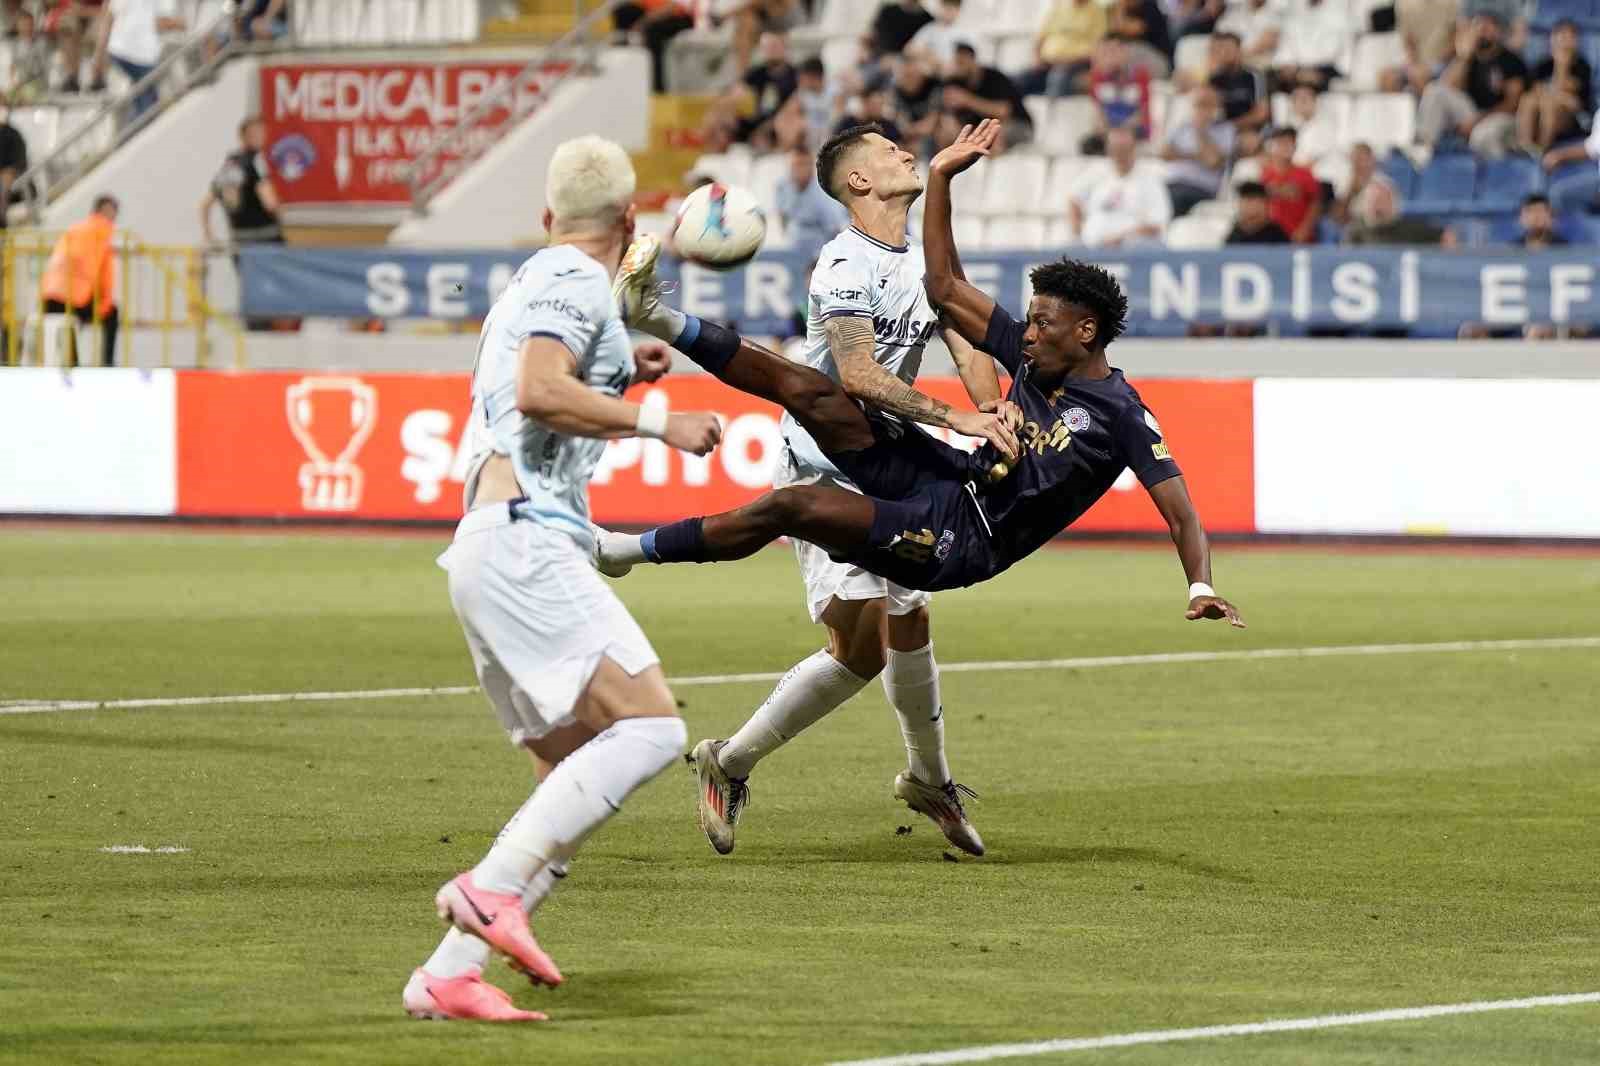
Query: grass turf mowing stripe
827 992 1600 1065
3 636 1597 717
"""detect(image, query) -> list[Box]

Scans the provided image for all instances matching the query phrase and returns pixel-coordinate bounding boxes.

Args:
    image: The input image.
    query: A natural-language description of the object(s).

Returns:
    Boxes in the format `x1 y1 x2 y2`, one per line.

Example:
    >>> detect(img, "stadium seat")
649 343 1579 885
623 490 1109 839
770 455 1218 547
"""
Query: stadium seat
958 0 1047 36
1023 95 1051 135
1191 198 1234 219
952 213 987 249
11 108 57 159
1230 155 1264 190
1173 35 1212 83
818 0 877 35
749 152 789 222
985 215 1048 248
1536 0 1594 23
979 153 1048 216
996 36 1037 75
820 37 857 80
1045 215 1078 247
949 156 991 209
1347 93 1416 154
1165 214 1230 249
1476 157 1545 210
1347 33 1406 92
1378 150 1418 198
1411 152 1476 214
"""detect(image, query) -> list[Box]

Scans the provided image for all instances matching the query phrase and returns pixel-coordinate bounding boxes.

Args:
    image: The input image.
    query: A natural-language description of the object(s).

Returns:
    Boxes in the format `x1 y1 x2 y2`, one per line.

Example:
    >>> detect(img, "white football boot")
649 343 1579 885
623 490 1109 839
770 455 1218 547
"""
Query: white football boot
589 523 634 579
689 738 749 855
894 772 985 856
611 234 677 340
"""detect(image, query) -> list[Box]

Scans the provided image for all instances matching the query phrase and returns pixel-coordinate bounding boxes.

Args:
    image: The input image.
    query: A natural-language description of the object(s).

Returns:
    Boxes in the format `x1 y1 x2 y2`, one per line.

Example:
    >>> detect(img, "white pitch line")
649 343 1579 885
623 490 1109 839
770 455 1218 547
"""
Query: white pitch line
827 991 1600 1066
2 636 1596 717
99 845 190 855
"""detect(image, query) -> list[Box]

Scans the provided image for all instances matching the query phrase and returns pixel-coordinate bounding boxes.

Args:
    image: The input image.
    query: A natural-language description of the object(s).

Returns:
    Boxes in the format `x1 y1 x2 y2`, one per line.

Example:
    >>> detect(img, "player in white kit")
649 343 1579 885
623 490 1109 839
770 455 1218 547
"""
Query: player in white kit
684 124 1020 858
401 136 722 1023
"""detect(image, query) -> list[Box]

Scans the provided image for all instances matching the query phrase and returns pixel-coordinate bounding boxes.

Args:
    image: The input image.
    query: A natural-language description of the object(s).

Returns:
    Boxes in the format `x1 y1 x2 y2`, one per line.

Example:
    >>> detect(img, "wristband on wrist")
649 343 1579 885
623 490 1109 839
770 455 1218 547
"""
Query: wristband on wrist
1188 582 1216 601
635 404 669 439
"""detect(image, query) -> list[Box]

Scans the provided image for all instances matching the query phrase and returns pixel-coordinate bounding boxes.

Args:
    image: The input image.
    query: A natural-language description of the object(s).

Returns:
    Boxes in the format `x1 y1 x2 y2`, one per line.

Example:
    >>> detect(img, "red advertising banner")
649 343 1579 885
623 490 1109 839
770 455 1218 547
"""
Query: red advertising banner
174 372 1255 532
259 60 570 204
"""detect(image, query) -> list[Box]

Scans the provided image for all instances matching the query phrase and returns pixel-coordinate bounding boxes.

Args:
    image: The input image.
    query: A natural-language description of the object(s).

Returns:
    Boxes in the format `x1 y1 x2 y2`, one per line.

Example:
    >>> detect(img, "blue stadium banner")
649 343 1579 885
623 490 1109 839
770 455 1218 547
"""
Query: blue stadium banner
240 245 1600 336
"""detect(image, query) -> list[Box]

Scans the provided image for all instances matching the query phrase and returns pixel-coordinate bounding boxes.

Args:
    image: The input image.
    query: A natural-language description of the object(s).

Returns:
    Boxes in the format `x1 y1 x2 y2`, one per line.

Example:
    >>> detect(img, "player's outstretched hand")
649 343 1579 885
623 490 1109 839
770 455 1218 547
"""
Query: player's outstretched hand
665 411 723 456
980 398 1024 434
633 341 674 384
929 118 1003 179
1187 595 1246 628
952 408 1020 463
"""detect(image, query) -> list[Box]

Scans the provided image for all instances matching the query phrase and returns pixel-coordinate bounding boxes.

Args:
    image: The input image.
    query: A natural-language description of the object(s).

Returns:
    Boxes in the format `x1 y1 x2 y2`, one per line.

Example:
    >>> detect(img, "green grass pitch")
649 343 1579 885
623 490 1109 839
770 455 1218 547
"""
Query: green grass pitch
1 529 1598 1065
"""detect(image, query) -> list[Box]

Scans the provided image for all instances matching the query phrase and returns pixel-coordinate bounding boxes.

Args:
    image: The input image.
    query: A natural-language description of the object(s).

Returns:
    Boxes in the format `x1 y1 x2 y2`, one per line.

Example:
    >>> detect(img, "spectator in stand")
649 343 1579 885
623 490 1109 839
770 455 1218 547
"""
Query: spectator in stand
1227 181 1291 242
1261 125 1321 242
10 9 52 101
1345 179 1456 244
905 0 964 72
1209 33 1270 133
1544 117 1600 211
891 56 943 155
1081 37 1151 154
95 0 186 121
1215 0 1281 67
1067 126 1172 246
1161 84 1235 216
938 42 1032 150
704 30 797 150
837 32 892 99
1019 0 1107 98
1332 141 1387 224
1416 14 1524 159
1462 193 1565 338
1518 20 1591 155
1272 0 1352 92
46 0 105 92
201 116 283 330
775 140 848 261
726 0 802 88
1108 0 1173 78
834 85 904 144
613 0 695 93
1397 0 1458 74
41 194 120 366
1170 0 1223 40
1287 83 1340 167
773 56 841 151
873 0 933 56
0 91 28 226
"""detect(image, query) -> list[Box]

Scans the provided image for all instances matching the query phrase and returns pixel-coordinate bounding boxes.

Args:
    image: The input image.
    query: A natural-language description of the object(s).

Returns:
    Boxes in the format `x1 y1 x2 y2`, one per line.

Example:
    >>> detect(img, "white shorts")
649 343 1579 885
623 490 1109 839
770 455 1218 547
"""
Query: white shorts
776 447 932 625
437 504 660 746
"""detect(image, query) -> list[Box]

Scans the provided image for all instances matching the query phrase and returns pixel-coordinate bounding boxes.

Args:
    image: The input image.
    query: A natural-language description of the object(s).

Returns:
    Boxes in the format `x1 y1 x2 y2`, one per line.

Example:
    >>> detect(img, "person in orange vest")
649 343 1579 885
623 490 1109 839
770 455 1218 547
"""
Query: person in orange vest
42 194 120 366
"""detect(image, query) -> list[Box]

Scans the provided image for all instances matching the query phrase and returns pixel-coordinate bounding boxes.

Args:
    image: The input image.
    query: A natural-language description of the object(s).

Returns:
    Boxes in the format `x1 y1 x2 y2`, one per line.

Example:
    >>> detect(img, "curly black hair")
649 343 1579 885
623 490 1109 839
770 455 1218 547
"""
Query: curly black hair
1028 259 1129 349
815 123 885 203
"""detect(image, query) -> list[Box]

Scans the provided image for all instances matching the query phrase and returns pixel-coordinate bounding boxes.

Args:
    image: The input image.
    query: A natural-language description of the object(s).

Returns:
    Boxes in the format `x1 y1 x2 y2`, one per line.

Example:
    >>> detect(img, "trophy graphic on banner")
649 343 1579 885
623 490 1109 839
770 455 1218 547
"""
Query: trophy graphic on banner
286 377 378 512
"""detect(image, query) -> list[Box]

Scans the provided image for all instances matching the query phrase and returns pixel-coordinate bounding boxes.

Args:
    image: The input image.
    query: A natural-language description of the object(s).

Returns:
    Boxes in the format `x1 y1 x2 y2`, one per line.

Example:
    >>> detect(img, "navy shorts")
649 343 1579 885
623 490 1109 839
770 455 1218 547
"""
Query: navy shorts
826 418 1001 592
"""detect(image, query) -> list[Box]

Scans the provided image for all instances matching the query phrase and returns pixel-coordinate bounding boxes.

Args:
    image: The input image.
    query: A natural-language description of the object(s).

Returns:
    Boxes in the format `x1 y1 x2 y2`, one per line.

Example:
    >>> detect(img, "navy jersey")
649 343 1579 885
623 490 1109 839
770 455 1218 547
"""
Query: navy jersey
974 304 1182 571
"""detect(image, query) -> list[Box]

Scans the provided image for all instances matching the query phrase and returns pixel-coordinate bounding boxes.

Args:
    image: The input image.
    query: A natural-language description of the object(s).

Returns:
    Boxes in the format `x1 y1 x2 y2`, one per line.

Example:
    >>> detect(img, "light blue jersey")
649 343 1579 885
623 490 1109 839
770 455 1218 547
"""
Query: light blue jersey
781 226 940 477
467 244 634 549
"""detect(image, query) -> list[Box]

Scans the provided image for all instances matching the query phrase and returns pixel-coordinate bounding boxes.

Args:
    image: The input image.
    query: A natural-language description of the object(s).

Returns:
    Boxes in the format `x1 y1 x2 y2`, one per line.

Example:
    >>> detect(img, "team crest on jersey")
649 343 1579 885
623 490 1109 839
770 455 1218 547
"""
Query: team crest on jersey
268 134 317 182
935 530 956 561
1064 407 1092 433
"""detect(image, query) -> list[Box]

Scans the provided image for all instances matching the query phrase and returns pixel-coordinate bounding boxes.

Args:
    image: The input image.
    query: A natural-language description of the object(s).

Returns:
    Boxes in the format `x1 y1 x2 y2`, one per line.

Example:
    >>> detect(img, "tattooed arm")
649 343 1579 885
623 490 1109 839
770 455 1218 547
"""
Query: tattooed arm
827 315 1020 461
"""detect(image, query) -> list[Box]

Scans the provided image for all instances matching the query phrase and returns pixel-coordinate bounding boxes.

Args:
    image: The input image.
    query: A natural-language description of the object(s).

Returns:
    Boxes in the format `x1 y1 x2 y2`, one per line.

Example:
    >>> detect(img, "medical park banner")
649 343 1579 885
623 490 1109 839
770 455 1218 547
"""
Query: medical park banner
241 246 1600 334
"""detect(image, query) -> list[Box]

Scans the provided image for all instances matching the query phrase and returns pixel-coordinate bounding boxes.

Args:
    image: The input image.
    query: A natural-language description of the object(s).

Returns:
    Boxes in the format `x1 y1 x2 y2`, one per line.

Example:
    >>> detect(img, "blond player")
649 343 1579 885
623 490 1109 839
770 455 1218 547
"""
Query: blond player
401 136 721 1023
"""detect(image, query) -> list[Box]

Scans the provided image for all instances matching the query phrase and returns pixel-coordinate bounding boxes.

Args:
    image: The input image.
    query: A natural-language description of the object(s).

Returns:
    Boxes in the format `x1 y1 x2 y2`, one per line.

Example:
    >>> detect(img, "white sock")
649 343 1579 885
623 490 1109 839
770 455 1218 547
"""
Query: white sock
720 649 870 779
884 642 951 786
471 717 686 895
422 861 571 979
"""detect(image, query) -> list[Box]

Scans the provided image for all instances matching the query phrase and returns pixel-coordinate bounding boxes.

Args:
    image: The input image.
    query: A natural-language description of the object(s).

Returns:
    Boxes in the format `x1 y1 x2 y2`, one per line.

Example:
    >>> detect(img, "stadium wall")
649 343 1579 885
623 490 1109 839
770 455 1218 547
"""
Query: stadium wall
4 369 1597 538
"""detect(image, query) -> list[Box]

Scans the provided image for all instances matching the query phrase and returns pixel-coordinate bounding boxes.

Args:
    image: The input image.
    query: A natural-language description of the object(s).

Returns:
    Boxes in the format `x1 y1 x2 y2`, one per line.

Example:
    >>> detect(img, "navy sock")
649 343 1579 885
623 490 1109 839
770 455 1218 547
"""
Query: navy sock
641 517 709 563
671 315 740 376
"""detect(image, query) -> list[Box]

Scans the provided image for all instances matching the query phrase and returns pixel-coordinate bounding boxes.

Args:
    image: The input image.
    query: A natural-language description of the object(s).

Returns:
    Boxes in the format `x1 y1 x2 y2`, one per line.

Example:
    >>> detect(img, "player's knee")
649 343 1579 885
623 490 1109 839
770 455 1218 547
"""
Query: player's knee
761 486 823 530
779 366 842 413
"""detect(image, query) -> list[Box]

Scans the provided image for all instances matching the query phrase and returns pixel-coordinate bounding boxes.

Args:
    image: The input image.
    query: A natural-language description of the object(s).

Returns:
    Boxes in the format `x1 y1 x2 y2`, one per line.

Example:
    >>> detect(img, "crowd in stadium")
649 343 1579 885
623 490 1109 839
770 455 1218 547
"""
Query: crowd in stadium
637 0 1600 260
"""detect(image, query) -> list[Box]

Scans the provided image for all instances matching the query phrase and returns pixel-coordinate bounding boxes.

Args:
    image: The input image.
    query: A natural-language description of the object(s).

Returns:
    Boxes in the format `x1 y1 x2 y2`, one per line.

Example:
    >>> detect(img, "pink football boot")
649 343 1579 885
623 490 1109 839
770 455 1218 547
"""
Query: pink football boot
434 872 565 987
402 968 546 1022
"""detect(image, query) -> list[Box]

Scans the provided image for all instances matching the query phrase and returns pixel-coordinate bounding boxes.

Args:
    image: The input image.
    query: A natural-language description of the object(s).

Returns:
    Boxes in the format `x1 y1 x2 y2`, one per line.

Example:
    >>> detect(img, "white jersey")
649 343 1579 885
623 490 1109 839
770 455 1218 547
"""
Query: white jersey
781 226 940 477
466 244 635 549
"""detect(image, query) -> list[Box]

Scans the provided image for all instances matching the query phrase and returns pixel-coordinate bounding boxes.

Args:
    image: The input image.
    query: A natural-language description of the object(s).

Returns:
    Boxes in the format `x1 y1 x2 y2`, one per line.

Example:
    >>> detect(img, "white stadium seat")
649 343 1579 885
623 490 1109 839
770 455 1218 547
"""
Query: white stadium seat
749 152 789 222
957 0 1047 36
820 38 857 80
947 156 991 210
1042 96 1098 155
1174 34 1211 82
979 153 1048 217
1191 198 1235 219
1046 215 1079 248
1044 157 1093 214
996 35 1037 75
985 215 1047 249
1348 32 1405 91
1165 214 1231 249
952 213 987 249
1023 95 1051 134
818 0 877 35
1347 92 1415 153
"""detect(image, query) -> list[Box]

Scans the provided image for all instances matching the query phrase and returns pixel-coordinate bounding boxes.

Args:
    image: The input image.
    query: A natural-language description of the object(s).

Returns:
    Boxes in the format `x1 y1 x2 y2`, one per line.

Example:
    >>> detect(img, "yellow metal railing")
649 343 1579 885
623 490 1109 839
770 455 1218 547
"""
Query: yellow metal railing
2 231 247 369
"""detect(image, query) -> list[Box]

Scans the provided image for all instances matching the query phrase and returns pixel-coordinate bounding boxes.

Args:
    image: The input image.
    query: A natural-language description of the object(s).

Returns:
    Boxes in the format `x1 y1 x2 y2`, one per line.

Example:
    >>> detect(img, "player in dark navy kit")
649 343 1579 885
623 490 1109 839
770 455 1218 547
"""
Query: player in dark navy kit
600 129 1243 626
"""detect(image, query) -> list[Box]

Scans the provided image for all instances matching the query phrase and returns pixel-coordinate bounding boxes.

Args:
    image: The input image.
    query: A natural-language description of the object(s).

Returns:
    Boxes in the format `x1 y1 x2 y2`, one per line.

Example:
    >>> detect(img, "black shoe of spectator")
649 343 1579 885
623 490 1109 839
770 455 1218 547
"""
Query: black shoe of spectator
87 78 107 93
61 77 80 93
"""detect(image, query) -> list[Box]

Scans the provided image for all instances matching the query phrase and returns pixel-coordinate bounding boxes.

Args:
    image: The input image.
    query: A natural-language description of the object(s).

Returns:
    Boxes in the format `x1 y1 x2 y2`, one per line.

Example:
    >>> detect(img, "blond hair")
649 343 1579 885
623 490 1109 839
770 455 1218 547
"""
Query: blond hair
546 135 636 229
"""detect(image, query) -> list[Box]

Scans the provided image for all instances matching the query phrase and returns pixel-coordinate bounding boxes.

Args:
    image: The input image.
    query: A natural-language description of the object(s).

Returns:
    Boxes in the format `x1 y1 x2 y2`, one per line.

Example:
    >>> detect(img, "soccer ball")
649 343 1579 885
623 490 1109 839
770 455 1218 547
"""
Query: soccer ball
671 183 767 270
